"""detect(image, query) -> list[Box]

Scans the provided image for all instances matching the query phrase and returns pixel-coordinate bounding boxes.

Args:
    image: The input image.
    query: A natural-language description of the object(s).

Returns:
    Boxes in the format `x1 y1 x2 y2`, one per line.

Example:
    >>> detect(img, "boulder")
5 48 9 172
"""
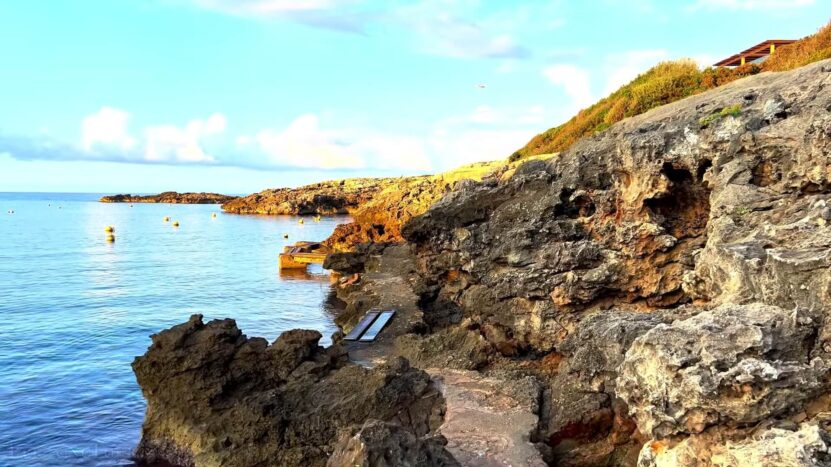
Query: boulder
132 315 447 466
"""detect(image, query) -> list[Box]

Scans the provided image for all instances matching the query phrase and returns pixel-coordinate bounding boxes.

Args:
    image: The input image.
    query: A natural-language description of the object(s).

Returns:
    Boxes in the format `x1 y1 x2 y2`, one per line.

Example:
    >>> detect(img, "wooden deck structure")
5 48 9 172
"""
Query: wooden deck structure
279 241 331 269
714 39 796 67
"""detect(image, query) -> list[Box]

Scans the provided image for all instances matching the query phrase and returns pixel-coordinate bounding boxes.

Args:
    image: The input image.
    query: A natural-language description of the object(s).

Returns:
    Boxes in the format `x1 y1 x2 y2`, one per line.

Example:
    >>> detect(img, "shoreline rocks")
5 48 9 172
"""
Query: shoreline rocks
100 191 236 204
132 315 449 467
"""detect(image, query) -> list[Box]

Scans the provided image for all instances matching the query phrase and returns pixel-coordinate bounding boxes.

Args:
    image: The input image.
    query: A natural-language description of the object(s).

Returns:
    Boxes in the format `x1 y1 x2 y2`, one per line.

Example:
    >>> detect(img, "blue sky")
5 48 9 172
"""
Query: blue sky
0 0 826 193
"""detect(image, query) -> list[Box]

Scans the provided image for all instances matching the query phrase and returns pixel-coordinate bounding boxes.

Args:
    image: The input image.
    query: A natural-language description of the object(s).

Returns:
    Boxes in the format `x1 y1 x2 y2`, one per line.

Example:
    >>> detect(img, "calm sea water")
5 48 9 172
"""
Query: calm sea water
0 193 345 466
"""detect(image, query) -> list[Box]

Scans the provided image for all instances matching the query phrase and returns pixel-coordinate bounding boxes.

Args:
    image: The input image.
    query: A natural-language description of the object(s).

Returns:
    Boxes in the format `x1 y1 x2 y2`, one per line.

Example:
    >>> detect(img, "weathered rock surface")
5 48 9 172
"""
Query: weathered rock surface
638 422 831 467
132 315 449 467
327 420 459 467
221 178 391 215
543 310 676 465
397 60 831 464
100 191 236 204
404 59 831 354
134 60 831 466
618 303 828 438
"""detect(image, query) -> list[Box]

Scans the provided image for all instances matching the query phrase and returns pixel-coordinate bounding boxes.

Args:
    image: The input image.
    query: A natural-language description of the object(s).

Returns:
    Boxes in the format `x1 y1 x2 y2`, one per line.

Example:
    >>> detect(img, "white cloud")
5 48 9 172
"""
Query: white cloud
602 49 669 96
245 114 432 171
193 0 339 14
430 128 536 167
689 0 814 10
543 64 594 112
144 113 226 163
393 4 530 59
82 107 136 152
253 114 364 169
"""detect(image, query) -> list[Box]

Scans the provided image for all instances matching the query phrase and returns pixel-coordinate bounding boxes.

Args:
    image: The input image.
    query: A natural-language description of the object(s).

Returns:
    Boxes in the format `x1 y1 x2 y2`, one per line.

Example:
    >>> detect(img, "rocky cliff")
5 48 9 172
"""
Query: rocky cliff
399 59 831 464
100 191 236 204
134 59 831 467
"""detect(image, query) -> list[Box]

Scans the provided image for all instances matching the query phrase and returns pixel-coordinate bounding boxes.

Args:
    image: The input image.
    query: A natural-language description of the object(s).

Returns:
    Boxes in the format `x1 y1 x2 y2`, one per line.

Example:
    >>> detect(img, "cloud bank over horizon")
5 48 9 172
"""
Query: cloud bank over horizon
0 105 544 174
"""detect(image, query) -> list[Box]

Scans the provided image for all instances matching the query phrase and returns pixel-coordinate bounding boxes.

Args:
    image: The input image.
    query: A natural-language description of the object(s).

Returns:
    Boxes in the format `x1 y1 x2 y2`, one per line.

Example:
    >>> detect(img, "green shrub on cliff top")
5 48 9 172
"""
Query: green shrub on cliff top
511 20 831 162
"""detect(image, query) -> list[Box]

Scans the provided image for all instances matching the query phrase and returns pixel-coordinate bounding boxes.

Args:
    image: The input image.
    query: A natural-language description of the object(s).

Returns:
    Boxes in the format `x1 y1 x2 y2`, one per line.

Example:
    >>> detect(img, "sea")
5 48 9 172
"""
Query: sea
0 192 346 466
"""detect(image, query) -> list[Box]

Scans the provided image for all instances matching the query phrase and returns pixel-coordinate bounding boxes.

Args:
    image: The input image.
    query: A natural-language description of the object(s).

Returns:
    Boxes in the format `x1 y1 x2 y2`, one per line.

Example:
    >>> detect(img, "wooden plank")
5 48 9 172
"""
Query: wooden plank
343 311 380 341
359 310 395 342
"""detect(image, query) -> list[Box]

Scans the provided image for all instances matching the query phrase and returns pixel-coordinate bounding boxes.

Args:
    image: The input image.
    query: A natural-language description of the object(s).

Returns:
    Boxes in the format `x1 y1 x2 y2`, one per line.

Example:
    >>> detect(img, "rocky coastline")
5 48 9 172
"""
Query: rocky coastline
133 59 831 466
100 191 236 204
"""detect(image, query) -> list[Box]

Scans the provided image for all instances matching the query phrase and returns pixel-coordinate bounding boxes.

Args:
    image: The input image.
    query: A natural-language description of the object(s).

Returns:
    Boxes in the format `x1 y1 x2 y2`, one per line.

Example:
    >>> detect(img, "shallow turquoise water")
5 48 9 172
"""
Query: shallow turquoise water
0 193 345 466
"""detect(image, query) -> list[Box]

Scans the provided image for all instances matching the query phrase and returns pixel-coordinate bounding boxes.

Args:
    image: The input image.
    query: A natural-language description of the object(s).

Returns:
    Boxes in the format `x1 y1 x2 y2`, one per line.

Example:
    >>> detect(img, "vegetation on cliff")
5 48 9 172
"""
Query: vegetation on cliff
511 20 831 161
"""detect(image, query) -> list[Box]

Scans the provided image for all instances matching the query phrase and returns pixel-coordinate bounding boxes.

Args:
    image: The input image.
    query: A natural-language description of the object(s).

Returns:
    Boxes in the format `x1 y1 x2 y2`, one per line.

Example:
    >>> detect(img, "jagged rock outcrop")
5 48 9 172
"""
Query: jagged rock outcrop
100 191 236 204
221 178 393 215
398 60 831 464
132 315 449 467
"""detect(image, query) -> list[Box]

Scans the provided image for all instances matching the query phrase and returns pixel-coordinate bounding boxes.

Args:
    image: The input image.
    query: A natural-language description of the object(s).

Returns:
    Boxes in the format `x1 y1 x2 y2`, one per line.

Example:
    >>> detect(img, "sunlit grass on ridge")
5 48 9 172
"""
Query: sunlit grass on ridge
511 20 831 162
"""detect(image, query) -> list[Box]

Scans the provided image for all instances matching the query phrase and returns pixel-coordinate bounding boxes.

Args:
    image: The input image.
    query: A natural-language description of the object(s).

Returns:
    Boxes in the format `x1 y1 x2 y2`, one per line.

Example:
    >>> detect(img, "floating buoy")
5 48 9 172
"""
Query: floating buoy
130 204 134 208
212 213 217 219
314 215 321 222
298 219 304 224
173 221 180 227
106 234 115 243
104 226 115 233
163 216 170 222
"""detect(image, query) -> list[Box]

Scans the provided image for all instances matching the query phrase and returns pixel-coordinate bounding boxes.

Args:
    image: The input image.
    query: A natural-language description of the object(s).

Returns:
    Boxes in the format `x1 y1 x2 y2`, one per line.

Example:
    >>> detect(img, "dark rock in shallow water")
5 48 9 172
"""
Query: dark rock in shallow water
132 315 449 467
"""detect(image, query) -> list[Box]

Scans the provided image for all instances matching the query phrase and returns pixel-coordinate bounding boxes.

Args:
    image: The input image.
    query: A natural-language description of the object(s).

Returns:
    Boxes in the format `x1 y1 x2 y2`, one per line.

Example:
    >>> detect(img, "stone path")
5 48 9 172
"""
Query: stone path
431 369 547 467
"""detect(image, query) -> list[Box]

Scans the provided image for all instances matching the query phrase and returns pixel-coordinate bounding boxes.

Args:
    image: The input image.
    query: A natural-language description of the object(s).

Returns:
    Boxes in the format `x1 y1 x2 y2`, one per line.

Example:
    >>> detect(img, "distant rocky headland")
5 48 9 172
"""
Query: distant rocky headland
100 191 236 204
221 178 393 215
132 29 831 467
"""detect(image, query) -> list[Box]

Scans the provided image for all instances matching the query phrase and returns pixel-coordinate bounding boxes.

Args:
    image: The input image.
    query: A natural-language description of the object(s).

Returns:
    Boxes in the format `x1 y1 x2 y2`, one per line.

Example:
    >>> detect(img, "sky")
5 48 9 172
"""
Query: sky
0 0 827 194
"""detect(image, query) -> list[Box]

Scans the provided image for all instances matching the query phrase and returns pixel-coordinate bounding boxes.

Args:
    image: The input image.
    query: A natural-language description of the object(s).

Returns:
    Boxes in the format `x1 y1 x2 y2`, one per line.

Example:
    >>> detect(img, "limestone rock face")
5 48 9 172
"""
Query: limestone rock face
404 60 831 355
617 303 829 439
326 420 459 467
100 191 236 204
132 315 448 467
637 423 831 467
398 60 831 465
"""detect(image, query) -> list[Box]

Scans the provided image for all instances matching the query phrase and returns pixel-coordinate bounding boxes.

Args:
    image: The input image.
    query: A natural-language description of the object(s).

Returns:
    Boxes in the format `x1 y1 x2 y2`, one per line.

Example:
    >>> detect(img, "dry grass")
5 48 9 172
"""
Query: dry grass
763 22 831 71
511 20 831 162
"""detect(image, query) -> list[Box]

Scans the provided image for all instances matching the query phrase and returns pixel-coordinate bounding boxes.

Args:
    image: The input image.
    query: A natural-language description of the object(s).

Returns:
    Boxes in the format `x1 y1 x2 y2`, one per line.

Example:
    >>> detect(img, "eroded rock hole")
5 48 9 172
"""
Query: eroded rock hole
644 163 711 239
554 189 595 219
